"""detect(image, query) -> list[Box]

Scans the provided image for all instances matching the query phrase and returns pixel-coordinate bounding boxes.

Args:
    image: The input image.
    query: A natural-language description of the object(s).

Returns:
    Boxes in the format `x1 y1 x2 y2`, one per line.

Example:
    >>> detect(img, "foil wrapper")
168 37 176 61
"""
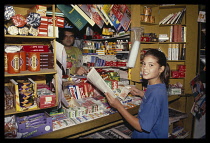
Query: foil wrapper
29 27 38 36
4 5 15 20
7 25 18 35
12 14 27 27
19 26 29 35
27 12 41 27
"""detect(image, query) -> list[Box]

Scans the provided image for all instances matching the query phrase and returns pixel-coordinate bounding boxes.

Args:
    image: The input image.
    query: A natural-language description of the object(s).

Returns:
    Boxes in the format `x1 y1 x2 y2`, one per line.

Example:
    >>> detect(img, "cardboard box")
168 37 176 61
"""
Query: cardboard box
16 112 52 138
48 25 58 38
28 5 47 17
48 16 64 28
38 25 48 36
37 88 56 109
9 78 38 111
40 16 48 26
22 45 49 52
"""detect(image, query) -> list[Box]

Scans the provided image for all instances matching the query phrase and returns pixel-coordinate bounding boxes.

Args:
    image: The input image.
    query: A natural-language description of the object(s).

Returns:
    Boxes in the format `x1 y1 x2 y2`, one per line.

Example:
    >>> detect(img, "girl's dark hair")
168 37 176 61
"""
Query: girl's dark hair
143 49 170 88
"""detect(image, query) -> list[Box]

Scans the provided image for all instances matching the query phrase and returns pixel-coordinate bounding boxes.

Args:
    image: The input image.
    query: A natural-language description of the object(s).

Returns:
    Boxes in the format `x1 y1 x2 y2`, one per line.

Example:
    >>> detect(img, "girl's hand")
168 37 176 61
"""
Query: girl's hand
104 92 123 110
130 86 145 98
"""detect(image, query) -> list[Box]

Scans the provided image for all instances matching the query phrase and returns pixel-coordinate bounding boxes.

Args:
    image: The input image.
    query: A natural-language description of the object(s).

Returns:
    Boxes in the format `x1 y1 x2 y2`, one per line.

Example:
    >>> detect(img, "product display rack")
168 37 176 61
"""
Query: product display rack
33 105 139 138
4 4 59 115
4 4 198 139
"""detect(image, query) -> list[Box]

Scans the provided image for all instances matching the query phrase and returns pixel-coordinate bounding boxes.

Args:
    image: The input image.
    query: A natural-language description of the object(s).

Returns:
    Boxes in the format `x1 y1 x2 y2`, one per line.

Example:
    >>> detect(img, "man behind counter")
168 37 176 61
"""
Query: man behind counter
58 28 88 76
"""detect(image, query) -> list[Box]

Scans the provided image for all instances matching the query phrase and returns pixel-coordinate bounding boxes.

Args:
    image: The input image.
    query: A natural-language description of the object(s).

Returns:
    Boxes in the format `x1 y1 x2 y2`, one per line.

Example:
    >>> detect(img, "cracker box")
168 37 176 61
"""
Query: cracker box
16 112 52 138
9 78 38 111
37 88 56 109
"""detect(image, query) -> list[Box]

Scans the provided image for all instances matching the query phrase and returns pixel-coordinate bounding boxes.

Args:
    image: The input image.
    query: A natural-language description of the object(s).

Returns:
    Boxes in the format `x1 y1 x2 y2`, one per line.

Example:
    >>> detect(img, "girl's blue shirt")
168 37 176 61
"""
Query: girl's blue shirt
132 83 169 138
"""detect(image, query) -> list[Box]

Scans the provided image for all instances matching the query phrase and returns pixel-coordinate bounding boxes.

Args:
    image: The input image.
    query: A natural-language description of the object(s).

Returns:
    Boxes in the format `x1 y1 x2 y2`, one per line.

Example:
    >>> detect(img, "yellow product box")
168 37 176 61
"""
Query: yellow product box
9 78 38 111
28 5 47 17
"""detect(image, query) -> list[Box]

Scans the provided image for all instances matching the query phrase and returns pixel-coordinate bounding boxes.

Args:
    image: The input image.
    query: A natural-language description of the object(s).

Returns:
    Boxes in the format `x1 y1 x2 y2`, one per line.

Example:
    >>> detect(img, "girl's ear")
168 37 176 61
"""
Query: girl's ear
159 66 165 73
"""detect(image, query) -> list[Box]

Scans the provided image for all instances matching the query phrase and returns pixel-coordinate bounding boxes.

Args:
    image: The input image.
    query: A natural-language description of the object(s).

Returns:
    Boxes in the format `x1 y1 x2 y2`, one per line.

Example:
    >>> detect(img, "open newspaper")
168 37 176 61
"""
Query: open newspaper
87 67 116 98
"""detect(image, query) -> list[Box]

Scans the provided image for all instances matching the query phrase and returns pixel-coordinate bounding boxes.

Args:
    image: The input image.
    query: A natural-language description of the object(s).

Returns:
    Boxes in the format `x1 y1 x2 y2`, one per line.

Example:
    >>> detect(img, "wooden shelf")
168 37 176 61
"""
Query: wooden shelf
90 34 130 41
5 69 57 77
4 35 56 39
33 105 139 138
5 105 58 116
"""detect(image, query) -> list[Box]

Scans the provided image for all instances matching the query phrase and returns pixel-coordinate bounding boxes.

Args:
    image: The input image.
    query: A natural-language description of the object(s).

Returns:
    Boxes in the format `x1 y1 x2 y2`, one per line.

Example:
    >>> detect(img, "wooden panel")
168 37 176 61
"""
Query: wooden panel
185 5 198 94
130 5 141 82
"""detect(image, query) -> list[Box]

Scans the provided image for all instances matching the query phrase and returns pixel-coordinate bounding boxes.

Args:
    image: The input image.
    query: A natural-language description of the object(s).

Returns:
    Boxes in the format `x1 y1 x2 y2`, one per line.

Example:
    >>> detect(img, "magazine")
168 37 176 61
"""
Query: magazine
87 67 116 98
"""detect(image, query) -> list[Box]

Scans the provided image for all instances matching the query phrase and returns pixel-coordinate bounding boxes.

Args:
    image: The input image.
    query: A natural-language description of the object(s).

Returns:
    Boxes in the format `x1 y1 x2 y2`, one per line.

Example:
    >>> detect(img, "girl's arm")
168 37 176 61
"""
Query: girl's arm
130 86 145 98
104 92 143 132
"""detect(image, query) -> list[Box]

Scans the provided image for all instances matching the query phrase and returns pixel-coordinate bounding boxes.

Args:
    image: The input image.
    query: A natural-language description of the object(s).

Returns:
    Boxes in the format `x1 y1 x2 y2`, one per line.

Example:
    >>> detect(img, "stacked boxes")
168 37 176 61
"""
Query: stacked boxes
171 65 186 78
16 112 53 138
9 78 38 111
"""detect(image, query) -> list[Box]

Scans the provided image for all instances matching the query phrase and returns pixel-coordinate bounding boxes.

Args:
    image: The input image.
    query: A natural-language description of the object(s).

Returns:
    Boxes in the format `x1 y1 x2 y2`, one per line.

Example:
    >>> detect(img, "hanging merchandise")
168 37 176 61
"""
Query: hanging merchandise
57 4 87 31
127 27 144 68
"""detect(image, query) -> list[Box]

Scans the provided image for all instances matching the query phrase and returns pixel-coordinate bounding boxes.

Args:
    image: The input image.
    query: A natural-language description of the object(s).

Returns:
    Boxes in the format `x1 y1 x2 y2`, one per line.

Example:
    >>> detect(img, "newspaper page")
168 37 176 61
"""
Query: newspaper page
87 67 116 98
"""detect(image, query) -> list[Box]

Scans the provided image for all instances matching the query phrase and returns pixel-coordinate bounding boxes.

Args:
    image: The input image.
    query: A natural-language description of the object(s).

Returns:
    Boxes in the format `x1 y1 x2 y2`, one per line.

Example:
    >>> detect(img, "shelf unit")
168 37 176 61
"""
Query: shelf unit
4 4 59 115
130 4 198 138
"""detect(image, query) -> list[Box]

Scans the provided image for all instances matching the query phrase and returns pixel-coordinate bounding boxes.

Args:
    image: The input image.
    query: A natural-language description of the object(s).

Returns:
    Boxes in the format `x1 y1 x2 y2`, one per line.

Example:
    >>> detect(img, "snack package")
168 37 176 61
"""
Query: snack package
12 14 27 27
4 5 15 20
4 115 18 138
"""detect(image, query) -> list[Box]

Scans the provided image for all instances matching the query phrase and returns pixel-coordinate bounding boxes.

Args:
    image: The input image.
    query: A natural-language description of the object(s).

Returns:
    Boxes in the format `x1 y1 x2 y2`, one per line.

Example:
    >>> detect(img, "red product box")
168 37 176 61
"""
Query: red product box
171 70 180 78
76 83 86 98
38 26 48 36
22 45 49 52
48 16 64 28
38 94 56 109
179 71 185 78
37 84 51 90
177 65 186 72
83 83 89 98
37 88 56 109
109 61 114 66
105 61 110 66
117 61 126 67
68 85 77 99
141 37 150 42
40 16 49 26
112 61 117 66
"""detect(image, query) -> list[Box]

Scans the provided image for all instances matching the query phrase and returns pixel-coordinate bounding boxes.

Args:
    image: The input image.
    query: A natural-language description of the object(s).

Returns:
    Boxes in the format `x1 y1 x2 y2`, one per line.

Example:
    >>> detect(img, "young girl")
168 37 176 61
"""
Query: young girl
104 49 170 138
